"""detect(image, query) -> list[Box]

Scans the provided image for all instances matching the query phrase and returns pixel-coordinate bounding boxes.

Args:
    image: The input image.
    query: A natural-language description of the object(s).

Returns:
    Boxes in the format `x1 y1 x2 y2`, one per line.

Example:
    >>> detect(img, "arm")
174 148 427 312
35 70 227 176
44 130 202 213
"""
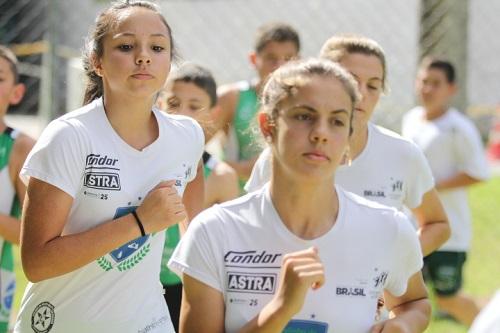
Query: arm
213 85 239 134
371 272 431 333
21 178 185 282
0 134 35 244
411 189 450 256
205 162 239 207
225 156 259 181
180 161 205 235
180 274 225 333
436 172 483 191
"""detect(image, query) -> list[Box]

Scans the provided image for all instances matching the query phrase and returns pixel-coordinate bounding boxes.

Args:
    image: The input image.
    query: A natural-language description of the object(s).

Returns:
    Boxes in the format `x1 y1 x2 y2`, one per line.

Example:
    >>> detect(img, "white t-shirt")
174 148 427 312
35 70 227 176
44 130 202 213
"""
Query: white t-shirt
169 185 423 333
246 123 434 211
15 98 204 333
469 290 500 333
402 107 489 251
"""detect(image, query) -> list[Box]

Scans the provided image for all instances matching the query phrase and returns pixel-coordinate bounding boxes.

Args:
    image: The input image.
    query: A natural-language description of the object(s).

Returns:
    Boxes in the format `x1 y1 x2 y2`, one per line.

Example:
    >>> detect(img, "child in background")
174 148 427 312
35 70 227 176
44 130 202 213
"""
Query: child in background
214 22 300 187
0 45 35 333
402 57 490 326
156 62 239 332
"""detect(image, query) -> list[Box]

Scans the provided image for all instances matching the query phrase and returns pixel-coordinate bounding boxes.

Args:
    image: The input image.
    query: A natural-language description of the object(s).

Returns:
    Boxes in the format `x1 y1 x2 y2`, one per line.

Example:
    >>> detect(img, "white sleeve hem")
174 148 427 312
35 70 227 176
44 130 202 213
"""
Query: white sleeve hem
168 260 223 293
20 167 77 198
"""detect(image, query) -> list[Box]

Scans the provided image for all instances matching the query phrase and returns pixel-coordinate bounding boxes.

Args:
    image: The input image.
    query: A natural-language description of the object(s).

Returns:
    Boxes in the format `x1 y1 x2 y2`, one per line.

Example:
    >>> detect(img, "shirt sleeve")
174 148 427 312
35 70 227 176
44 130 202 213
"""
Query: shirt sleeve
168 208 223 293
20 119 86 198
453 120 490 181
385 212 424 297
244 147 272 193
405 142 435 209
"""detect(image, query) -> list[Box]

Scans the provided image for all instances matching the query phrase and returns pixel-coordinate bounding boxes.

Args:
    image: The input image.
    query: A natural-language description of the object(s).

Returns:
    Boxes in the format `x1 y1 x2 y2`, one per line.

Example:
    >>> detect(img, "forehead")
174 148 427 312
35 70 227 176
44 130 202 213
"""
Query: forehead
258 40 299 55
418 67 448 81
169 81 211 100
283 75 352 112
0 57 15 77
109 7 169 37
339 52 384 79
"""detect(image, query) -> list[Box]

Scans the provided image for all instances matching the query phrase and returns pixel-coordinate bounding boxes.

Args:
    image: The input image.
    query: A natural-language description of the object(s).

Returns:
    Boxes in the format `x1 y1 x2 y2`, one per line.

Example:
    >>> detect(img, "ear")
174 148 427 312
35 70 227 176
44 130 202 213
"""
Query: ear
449 83 458 96
91 54 103 77
9 83 25 105
249 52 257 66
258 112 274 140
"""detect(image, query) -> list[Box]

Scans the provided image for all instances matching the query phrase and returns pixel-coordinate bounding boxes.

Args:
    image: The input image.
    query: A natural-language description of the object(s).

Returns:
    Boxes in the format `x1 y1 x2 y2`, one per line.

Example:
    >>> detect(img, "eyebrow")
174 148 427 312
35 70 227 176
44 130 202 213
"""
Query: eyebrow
350 73 383 82
113 32 168 38
292 105 349 115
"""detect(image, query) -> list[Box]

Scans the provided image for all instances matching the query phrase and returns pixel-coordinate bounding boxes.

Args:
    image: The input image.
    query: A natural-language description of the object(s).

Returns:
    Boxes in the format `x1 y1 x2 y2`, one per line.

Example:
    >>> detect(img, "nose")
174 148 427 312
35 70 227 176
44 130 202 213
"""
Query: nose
310 118 329 143
135 48 151 65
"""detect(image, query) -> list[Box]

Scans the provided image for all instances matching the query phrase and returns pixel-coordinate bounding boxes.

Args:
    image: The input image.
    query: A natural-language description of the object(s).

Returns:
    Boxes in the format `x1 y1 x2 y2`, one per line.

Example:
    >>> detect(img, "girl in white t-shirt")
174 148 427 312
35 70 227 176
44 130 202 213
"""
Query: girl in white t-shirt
246 35 450 257
169 58 430 333
14 2 204 332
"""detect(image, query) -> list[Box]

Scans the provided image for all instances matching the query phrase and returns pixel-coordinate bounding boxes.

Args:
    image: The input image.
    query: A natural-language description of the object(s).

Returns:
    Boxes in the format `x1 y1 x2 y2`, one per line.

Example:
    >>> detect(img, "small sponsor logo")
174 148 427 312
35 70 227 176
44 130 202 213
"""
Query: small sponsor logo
374 271 389 288
84 172 121 190
31 302 55 333
336 286 366 297
363 190 386 198
391 180 403 192
224 250 281 265
227 272 276 294
85 154 118 167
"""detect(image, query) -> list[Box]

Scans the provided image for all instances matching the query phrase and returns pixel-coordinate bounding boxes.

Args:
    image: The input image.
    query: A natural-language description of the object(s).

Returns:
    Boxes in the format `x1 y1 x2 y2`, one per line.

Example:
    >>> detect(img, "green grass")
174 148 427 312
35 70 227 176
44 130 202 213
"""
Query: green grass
11 177 500 331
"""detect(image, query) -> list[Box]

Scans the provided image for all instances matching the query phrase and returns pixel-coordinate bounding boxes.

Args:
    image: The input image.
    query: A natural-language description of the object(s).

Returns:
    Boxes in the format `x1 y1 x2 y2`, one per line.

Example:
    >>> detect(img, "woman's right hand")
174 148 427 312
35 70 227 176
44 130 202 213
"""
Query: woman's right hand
272 247 325 317
135 180 187 234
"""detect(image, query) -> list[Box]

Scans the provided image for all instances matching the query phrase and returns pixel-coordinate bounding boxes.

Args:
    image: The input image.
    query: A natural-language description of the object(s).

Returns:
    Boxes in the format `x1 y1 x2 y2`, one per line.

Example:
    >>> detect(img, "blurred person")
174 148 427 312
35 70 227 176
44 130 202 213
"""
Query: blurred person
169 58 431 333
0 45 35 333
214 22 300 188
246 35 450 257
13 1 204 332
402 57 490 326
156 62 239 332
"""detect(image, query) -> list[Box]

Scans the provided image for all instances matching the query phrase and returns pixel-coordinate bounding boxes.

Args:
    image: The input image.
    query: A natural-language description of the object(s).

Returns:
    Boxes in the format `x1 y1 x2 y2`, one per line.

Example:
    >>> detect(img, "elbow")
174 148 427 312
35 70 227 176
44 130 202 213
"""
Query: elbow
21 248 47 283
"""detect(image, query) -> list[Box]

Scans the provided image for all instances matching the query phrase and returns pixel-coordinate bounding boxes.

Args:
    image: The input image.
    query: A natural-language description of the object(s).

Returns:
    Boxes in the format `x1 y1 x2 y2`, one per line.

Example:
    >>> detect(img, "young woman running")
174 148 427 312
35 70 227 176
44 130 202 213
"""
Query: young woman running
14 2 203 332
169 58 431 333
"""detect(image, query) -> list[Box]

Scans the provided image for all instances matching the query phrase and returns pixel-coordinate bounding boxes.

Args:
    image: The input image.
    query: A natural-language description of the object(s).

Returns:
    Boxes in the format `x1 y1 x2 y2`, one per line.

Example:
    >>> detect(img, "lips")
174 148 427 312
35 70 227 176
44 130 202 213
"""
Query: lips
303 151 330 161
131 73 154 80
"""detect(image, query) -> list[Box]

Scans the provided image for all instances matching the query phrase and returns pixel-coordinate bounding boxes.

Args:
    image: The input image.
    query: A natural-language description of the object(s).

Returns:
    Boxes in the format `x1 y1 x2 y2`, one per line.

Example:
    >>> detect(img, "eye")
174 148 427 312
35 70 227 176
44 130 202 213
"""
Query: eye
152 45 165 52
368 85 380 91
167 100 180 109
295 113 312 121
118 44 133 51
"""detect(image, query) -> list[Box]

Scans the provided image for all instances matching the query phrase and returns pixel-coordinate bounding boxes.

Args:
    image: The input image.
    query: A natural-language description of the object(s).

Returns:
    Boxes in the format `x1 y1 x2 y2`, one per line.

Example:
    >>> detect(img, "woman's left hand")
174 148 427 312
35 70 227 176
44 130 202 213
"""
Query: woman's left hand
370 319 410 333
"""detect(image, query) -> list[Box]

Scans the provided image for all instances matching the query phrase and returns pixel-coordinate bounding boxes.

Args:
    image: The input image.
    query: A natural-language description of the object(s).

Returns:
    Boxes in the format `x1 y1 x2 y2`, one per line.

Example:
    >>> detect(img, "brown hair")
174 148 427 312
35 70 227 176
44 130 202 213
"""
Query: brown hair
319 35 387 91
0 45 20 83
254 22 300 53
261 58 360 129
82 0 176 105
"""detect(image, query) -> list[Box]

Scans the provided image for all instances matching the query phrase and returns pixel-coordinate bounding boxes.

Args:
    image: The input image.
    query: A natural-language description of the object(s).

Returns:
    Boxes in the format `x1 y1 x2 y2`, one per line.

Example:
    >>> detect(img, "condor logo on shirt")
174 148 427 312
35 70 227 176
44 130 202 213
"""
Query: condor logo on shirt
227 272 276 294
84 172 121 190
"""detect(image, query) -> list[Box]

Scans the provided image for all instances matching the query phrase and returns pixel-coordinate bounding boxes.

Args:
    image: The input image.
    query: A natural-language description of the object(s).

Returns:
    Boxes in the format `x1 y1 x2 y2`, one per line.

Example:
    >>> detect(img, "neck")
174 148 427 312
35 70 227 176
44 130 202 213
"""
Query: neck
270 165 339 239
349 122 369 160
103 93 158 150
0 120 6 133
424 105 448 120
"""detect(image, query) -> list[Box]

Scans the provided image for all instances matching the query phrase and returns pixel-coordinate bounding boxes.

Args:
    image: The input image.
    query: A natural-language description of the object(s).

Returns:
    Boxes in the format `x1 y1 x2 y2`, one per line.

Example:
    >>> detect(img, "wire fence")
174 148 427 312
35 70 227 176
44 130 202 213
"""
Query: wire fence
1 0 499 136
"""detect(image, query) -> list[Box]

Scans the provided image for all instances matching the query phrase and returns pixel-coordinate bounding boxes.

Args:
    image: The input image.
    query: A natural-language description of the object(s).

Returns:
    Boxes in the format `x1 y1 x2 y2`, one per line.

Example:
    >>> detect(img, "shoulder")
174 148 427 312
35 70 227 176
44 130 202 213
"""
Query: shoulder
371 123 422 155
217 82 245 104
448 109 480 134
156 110 204 140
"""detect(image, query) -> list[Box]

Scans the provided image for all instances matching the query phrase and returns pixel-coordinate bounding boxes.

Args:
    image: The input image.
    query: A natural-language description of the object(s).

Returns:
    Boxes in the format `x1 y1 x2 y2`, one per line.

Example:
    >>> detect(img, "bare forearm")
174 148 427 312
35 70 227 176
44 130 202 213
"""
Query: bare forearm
417 221 450 256
22 214 141 282
436 172 482 191
226 157 258 180
238 299 294 333
0 213 20 244
389 298 431 333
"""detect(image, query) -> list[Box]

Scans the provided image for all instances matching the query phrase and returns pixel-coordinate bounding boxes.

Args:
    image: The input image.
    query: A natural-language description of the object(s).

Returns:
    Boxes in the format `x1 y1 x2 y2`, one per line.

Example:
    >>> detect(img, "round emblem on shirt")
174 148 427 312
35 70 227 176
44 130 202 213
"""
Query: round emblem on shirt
31 302 55 333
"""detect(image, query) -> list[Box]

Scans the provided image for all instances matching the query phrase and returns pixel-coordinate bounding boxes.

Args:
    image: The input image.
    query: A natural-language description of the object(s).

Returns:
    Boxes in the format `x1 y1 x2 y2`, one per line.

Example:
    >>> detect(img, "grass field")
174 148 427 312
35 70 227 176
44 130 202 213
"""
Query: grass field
11 177 500 331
